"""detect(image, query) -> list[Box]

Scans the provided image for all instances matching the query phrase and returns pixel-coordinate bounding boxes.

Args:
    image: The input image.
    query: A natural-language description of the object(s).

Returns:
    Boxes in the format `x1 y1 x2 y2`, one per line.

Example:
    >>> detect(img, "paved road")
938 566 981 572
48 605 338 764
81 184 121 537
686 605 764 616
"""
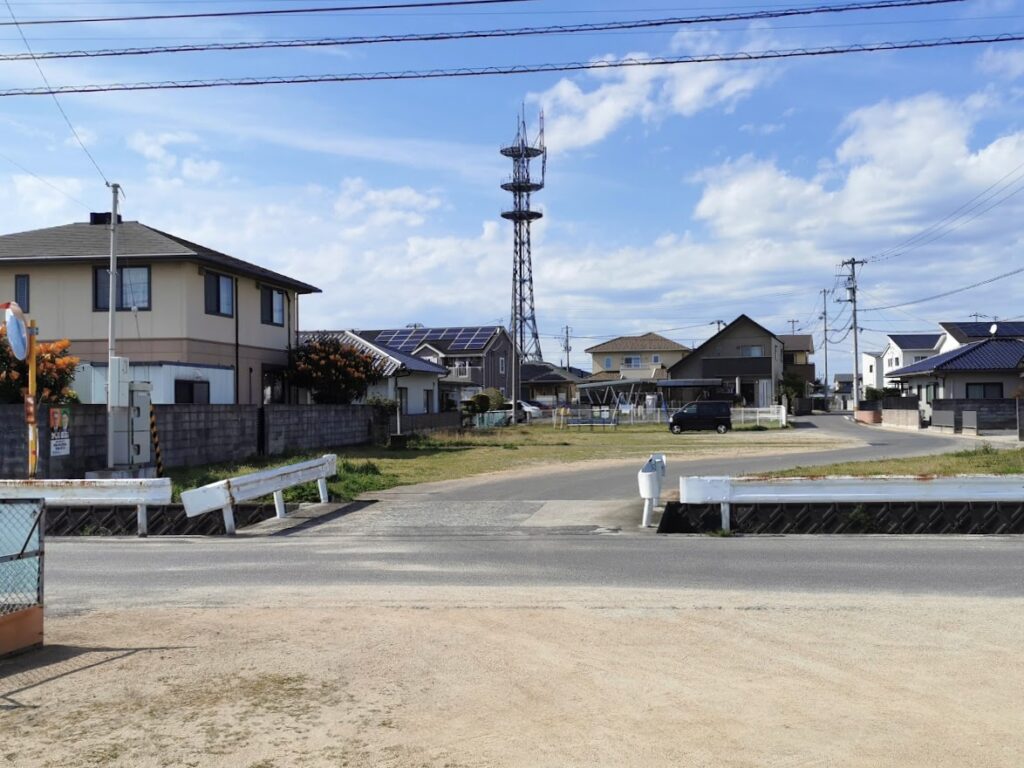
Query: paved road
44 414 1022 612
388 413 999 501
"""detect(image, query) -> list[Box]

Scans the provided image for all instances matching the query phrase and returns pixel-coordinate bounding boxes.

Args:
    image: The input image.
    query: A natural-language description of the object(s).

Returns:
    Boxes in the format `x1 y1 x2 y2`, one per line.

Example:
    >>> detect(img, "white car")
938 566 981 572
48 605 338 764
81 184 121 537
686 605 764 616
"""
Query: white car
516 401 543 420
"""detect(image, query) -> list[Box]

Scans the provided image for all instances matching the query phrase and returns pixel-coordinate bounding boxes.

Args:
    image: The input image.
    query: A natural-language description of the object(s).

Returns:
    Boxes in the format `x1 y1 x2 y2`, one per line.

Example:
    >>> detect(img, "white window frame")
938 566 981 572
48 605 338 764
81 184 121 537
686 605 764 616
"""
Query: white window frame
651 354 661 365
499 356 506 375
739 345 764 358
622 356 642 369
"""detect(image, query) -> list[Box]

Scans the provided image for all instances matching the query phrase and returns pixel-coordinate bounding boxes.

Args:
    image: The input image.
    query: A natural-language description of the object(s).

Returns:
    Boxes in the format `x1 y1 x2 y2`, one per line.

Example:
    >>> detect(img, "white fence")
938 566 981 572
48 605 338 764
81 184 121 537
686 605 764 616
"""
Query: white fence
732 405 787 427
637 453 667 528
181 454 336 535
0 479 172 537
680 474 1024 532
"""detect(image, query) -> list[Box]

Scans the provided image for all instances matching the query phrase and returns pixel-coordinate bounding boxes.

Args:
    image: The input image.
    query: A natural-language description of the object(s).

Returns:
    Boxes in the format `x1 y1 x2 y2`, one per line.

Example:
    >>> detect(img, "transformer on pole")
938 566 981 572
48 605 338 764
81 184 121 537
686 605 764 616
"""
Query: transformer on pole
501 109 545 374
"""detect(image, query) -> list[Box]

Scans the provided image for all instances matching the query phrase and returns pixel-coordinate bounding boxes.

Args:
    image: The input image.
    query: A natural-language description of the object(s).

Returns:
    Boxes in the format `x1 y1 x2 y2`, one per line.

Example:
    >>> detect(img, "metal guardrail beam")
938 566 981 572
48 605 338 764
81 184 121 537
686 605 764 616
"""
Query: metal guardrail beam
180 454 337 535
0 479 171 538
680 475 1024 532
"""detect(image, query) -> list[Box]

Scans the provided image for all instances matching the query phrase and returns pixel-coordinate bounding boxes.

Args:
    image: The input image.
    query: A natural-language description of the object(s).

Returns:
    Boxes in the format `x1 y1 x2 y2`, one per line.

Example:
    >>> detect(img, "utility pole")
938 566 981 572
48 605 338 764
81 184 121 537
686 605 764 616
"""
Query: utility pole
711 320 725 333
837 259 866 406
107 183 120 468
560 325 572 368
820 288 829 393
787 319 799 334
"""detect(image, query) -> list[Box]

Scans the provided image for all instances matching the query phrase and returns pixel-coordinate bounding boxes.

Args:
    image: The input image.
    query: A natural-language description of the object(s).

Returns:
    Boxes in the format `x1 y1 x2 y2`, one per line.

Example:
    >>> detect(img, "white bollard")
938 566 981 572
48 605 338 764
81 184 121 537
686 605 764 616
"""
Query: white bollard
317 477 329 504
273 490 287 519
720 502 731 533
136 504 148 537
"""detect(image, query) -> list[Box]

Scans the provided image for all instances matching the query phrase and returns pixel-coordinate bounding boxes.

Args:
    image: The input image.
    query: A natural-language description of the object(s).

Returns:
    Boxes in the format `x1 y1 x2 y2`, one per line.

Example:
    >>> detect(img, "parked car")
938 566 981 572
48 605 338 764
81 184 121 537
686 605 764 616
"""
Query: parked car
517 401 543 420
669 401 732 434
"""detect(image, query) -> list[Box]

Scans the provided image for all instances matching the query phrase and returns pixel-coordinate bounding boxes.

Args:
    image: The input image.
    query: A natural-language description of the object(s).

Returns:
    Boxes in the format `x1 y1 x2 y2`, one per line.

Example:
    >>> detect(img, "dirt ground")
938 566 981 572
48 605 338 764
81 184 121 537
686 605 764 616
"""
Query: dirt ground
2 587 1022 768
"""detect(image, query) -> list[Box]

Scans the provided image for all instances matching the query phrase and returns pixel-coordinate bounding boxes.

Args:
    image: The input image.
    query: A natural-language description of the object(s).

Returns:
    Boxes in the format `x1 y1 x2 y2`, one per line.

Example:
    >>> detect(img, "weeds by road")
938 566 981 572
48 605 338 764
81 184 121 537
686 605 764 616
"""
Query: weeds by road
169 422 844 502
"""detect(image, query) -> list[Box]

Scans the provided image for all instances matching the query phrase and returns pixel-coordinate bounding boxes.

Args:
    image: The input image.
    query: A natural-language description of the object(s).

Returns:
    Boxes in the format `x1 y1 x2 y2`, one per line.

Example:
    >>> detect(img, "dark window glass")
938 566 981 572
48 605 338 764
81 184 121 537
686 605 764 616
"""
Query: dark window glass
965 383 1003 400
93 266 151 311
204 272 234 317
260 286 285 326
174 380 211 404
14 274 29 313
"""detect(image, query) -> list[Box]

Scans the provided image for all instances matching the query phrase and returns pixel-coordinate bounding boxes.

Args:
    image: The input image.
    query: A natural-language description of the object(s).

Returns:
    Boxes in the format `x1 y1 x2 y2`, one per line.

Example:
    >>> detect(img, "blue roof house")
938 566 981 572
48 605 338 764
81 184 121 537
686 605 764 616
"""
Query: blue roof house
888 337 1024 405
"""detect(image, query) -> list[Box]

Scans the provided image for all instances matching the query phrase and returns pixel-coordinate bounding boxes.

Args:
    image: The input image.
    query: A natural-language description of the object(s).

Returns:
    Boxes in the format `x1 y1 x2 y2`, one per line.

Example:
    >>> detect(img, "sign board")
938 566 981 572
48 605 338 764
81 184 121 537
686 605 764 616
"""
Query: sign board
49 407 70 457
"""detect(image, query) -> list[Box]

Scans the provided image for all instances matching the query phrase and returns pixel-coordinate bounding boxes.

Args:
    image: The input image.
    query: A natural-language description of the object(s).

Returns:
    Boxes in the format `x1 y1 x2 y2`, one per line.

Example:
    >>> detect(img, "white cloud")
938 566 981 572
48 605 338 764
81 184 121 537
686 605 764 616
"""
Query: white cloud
978 46 1024 80
181 158 223 183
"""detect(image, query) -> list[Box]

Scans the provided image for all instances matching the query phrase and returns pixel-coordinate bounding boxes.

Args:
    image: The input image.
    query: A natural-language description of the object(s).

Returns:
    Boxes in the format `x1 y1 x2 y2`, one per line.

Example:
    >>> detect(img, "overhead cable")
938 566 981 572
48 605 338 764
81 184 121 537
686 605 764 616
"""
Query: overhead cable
0 0 532 27
1 32 1017 97
0 0 966 60
860 265 1024 311
2 0 108 183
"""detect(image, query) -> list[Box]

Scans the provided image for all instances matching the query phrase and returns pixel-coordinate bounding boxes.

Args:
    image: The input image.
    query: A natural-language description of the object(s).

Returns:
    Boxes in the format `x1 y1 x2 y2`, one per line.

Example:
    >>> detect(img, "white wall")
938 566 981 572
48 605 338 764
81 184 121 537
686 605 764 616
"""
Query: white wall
861 352 884 391
75 362 235 404
364 372 440 415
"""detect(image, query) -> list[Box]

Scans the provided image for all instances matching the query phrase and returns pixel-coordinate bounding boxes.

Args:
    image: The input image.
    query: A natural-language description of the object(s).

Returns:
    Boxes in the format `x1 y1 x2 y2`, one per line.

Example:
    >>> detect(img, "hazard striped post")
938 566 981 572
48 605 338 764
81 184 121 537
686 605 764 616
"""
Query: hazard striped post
149 404 164 478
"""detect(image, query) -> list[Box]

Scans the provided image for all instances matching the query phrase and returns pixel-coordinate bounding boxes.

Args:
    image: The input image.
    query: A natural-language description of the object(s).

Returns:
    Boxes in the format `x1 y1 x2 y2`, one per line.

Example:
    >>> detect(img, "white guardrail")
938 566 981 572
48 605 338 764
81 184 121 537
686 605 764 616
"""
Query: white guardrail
680 474 1024 532
637 453 667 528
181 454 337 535
0 479 172 537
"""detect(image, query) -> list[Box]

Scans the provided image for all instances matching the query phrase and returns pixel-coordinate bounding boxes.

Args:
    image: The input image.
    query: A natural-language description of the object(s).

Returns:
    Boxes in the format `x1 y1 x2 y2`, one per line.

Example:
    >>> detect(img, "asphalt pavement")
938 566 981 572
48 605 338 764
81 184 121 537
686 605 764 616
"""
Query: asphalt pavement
43 413 1023 612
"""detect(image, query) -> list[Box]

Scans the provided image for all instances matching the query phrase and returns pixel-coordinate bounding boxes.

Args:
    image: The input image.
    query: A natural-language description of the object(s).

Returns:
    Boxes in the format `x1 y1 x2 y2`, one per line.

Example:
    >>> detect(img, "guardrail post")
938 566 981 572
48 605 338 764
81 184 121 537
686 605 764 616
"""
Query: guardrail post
136 504 148 537
317 478 329 503
720 502 731 533
221 504 236 535
273 490 286 519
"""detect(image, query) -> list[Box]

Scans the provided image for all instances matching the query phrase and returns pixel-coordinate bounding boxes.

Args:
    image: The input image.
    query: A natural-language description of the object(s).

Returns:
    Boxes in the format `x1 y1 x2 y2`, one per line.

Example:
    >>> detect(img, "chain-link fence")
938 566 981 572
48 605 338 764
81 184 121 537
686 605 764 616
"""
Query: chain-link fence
1 499 44 617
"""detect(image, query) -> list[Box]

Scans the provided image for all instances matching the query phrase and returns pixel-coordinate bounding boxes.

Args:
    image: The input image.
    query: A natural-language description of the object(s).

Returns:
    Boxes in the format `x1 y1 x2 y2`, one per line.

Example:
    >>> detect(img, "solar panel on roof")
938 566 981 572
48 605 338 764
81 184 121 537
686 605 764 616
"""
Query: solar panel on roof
369 326 500 353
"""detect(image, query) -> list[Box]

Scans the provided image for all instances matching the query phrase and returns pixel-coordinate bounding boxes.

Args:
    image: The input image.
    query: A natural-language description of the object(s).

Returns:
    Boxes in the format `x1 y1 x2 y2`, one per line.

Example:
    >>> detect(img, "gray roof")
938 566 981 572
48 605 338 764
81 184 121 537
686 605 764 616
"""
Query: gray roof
298 330 448 377
585 332 690 354
887 333 942 350
520 361 586 384
0 220 320 294
778 334 815 353
940 321 1024 342
890 338 1024 377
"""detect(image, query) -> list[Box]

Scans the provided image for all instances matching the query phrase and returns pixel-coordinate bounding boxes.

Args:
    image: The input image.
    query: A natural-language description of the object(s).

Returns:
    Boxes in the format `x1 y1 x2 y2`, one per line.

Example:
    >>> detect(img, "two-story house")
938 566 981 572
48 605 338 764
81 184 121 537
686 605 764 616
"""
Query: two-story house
585 333 690 381
0 214 319 404
937 321 1024 353
877 334 944 388
348 325 513 408
778 334 816 389
667 315 783 406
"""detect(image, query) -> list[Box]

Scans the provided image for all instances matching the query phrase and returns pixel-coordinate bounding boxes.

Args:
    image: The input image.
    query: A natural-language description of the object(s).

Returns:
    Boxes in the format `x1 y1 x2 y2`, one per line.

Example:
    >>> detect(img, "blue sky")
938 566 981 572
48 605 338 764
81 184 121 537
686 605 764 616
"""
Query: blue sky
2 0 1024 374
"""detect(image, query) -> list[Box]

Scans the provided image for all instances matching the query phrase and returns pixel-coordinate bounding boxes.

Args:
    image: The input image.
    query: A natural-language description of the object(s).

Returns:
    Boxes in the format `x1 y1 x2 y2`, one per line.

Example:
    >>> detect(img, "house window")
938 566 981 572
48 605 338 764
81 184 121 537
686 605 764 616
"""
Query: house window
739 345 763 357
174 379 210 404
914 355 927 363
397 386 408 414
423 389 433 414
868 364 874 373
94 266 151 311
453 360 468 378
204 272 234 317
623 356 642 369
651 354 661 365
499 356 506 375
260 286 285 326
14 274 29 313
965 383 1003 400
603 356 612 370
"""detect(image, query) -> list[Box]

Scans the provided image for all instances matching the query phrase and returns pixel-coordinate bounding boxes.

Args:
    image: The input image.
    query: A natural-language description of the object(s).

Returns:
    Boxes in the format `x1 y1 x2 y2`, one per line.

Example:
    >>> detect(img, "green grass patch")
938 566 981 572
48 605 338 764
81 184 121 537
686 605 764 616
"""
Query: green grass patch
763 445 1024 479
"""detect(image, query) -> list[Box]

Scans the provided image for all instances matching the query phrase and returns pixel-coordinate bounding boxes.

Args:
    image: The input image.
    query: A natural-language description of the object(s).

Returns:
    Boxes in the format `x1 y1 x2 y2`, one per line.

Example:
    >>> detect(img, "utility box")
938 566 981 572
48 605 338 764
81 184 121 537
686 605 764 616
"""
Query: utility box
113 382 152 467
107 356 130 407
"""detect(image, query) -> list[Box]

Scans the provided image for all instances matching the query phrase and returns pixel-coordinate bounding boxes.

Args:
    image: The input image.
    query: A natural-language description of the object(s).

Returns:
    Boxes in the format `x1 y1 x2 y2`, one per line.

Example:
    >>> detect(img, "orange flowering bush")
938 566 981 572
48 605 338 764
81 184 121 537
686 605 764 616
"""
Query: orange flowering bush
0 326 80 404
288 338 383 404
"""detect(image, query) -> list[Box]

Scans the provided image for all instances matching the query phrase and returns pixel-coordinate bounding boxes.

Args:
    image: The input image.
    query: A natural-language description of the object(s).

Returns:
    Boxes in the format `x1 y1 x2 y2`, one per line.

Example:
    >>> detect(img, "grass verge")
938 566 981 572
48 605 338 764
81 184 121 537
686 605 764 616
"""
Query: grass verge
764 444 1024 478
168 422 839 502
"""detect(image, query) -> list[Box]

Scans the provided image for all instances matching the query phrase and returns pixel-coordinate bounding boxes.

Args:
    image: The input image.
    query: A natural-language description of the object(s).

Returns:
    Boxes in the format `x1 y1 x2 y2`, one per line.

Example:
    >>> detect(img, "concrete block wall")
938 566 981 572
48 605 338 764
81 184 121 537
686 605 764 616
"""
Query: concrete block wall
0 404 107 479
932 399 1018 431
882 409 921 429
154 404 260 468
0 406 28 478
263 404 371 456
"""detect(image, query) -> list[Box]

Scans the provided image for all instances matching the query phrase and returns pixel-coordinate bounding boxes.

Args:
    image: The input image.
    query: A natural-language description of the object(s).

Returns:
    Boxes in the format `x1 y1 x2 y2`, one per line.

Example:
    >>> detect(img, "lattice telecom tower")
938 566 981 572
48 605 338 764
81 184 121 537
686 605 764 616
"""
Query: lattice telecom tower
501 110 546 363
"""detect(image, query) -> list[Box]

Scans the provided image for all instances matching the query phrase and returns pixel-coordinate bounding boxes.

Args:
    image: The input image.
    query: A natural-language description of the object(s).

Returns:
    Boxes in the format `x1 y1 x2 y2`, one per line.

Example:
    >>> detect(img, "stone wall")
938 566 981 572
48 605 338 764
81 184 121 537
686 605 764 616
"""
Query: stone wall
153 405 260 468
932 399 1018 432
263 404 371 456
882 409 921 429
0 404 107 479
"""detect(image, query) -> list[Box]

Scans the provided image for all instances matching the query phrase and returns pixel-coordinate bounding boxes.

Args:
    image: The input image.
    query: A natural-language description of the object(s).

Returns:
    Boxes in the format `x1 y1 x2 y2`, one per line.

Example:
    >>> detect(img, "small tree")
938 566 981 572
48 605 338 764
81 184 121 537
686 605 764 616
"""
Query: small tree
480 387 507 411
288 338 384 404
0 327 79 404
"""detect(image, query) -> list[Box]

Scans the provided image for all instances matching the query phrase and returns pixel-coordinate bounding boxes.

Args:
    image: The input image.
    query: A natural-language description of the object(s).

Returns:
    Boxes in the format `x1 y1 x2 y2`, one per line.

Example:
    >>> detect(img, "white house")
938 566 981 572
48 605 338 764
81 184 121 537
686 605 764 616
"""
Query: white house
861 351 884 392
877 334 945 388
938 321 1024 354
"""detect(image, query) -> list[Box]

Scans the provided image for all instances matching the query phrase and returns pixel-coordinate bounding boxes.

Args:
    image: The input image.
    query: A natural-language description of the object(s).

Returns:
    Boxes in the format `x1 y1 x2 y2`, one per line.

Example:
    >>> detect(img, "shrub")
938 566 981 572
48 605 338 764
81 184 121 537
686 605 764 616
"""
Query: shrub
0 326 79 405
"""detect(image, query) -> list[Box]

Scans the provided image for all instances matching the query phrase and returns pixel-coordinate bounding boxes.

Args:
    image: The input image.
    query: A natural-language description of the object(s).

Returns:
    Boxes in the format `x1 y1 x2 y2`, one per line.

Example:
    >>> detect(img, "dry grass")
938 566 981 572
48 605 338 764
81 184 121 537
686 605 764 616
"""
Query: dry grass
169 422 844 501
766 444 1024 478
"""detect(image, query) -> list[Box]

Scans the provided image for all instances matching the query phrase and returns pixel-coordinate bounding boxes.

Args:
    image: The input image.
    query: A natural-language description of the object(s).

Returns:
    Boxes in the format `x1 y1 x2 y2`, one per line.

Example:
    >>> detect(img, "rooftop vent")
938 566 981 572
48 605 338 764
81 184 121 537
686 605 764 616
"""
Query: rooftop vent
89 212 123 225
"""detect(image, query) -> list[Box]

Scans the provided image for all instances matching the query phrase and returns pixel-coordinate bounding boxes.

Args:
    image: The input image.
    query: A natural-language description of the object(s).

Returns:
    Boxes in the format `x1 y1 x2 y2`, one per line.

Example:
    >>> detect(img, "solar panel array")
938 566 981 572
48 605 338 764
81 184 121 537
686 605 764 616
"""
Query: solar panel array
372 326 499 353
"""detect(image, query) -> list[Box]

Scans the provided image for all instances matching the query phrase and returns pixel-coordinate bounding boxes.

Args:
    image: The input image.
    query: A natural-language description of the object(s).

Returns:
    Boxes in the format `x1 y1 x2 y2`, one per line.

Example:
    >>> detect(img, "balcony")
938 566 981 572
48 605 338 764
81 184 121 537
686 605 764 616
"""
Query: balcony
702 356 773 378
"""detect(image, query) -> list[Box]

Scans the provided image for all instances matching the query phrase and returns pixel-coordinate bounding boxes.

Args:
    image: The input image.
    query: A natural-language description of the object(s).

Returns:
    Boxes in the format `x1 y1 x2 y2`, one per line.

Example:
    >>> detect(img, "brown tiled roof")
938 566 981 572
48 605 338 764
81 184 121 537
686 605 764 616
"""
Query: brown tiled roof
584 332 689 354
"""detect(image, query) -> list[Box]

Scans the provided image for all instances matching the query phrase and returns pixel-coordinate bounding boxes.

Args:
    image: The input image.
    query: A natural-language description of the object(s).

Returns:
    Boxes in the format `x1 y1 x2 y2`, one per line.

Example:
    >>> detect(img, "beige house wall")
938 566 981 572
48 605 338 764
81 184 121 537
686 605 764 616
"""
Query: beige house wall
1 260 300 405
590 349 687 374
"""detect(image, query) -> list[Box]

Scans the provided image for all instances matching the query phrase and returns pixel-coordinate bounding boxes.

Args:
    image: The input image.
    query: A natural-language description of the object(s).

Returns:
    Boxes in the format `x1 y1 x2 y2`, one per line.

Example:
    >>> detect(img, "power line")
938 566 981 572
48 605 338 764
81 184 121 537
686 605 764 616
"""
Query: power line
2 0 108 183
0 0 532 27
860 265 1024 311
0 149 90 209
0 0 967 61
2 31 1017 97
